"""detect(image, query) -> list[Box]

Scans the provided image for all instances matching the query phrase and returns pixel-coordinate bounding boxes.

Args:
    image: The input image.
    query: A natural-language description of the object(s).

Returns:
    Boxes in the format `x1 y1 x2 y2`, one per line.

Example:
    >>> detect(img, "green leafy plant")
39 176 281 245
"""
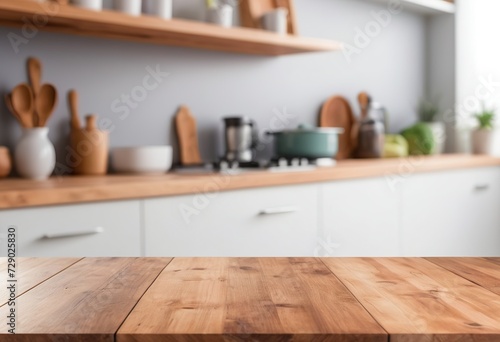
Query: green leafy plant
418 99 440 123
475 106 496 130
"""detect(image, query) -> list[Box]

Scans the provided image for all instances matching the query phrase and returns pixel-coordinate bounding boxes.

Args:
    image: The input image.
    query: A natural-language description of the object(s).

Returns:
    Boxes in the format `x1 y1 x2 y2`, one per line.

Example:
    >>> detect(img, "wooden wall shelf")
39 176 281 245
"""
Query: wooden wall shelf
0 0 341 56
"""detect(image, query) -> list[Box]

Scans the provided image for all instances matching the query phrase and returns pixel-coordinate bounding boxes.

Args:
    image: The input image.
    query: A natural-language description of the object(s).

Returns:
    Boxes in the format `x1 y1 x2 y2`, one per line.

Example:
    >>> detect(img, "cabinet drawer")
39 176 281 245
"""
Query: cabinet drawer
144 184 318 257
0 200 141 257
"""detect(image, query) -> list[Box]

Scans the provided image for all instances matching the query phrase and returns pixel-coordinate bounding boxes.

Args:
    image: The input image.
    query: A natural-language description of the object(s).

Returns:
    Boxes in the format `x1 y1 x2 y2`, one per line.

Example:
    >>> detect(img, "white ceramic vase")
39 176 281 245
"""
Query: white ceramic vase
471 128 500 156
206 5 233 28
70 0 103 11
143 0 172 19
114 0 142 16
15 128 56 180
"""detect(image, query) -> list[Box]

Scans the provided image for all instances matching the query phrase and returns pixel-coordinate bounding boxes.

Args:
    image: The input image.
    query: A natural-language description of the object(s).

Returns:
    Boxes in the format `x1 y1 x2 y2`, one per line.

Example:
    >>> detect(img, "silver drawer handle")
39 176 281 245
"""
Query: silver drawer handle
259 206 299 216
40 227 104 240
474 184 490 191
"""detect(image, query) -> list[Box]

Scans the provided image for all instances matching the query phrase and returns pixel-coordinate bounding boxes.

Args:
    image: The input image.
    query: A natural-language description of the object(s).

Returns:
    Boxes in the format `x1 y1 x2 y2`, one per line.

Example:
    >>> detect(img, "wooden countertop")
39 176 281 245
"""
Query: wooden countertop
2 257 500 341
0 154 499 209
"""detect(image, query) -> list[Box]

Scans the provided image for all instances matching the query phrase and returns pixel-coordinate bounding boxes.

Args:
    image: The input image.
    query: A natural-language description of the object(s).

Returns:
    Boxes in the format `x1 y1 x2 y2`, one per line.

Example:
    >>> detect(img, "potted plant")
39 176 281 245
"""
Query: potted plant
471 106 499 155
417 99 446 154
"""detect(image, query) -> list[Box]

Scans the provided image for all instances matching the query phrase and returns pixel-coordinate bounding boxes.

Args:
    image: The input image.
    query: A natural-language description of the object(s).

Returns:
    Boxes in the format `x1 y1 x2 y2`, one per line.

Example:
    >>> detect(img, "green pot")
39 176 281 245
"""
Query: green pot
267 126 344 159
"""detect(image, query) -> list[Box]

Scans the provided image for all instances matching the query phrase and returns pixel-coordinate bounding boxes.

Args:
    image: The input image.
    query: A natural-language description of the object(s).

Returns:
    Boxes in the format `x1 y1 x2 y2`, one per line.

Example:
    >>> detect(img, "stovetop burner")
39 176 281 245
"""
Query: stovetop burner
213 157 336 173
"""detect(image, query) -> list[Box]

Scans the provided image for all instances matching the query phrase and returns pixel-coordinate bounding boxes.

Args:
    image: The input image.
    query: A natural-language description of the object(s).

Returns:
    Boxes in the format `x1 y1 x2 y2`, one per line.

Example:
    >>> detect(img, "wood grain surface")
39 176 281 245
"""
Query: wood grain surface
0 258 171 342
0 155 498 209
0 0 338 56
0 257 81 305
322 258 500 342
428 258 500 296
117 257 387 341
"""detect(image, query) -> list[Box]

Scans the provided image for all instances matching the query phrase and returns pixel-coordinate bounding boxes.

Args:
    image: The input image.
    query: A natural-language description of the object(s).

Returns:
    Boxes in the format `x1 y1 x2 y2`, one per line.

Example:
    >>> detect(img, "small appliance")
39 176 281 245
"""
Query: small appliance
223 117 258 163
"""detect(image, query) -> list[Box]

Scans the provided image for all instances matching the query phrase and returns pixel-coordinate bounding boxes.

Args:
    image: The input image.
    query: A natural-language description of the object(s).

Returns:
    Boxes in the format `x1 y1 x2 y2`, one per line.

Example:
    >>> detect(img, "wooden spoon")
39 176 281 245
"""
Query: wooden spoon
11 84 35 128
358 92 371 120
28 57 42 97
36 84 58 127
5 93 24 127
68 90 81 130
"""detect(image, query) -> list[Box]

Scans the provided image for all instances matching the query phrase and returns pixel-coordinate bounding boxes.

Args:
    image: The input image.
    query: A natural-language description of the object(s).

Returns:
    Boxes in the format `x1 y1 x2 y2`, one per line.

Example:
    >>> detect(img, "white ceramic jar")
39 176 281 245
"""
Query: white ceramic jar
15 128 56 180
114 0 142 16
143 0 172 19
70 0 103 11
261 7 288 34
206 4 233 28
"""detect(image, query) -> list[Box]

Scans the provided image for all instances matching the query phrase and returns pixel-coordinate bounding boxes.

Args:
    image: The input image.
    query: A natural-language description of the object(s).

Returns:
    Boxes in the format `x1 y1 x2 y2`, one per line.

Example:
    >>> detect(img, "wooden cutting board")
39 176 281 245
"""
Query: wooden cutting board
175 106 203 166
319 96 357 160
239 0 298 35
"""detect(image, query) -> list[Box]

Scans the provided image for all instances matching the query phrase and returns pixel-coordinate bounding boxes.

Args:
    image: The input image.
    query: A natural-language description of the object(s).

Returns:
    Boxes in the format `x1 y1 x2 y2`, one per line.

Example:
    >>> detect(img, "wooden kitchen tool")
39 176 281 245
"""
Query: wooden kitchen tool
27 57 42 98
11 84 35 128
70 114 109 175
239 0 298 35
320 96 356 160
175 106 203 166
37 84 58 127
68 90 82 130
358 92 371 120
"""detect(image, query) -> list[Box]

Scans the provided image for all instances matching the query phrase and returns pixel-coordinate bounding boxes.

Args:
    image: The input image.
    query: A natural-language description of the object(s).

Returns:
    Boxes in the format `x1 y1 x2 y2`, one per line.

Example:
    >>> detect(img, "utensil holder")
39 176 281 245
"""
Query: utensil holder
15 127 56 180
70 115 109 175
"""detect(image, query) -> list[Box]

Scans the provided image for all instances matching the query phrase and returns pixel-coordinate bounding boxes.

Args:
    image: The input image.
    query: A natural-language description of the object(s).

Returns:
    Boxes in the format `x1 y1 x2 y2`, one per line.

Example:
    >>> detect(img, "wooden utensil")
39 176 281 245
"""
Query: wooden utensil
5 93 24 127
68 90 81 130
28 57 42 98
239 0 298 34
320 96 356 160
175 106 203 166
11 84 35 128
37 84 58 127
70 114 109 175
358 92 371 120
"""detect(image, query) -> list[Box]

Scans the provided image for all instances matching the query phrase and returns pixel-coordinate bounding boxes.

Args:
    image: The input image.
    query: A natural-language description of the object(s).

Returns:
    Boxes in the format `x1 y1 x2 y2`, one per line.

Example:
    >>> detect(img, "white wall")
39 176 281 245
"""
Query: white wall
0 0 426 168
426 13 455 152
455 0 500 152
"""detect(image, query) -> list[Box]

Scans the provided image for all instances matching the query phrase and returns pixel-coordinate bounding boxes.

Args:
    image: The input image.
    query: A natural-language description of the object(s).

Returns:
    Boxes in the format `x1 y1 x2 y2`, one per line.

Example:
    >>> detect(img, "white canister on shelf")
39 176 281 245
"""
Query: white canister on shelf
70 0 103 11
114 0 142 16
261 7 288 34
206 4 233 28
15 127 56 180
143 0 172 19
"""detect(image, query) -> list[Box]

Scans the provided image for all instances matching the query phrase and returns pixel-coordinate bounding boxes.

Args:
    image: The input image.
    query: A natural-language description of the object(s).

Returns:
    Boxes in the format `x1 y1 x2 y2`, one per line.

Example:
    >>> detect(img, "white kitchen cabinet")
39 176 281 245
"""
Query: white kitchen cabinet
401 167 500 256
319 177 400 257
0 200 141 257
144 184 318 257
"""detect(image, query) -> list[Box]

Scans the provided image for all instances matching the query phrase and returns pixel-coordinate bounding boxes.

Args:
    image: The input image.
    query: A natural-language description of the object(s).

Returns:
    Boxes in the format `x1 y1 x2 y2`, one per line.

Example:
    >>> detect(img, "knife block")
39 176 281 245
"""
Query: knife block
70 115 109 175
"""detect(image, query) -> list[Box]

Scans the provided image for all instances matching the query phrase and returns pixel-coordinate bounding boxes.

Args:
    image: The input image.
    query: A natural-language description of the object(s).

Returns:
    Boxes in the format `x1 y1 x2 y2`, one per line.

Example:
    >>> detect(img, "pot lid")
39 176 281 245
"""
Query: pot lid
269 124 344 134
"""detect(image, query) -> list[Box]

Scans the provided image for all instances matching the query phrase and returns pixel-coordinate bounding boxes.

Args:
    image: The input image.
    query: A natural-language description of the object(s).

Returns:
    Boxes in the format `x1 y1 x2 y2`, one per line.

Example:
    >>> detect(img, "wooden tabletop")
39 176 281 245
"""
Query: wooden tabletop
0 154 499 209
1 258 500 341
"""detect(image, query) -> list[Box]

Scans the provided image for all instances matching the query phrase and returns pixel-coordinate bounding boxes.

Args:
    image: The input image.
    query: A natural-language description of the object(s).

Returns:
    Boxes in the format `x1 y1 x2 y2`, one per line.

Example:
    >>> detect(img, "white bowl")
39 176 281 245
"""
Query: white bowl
111 146 172 174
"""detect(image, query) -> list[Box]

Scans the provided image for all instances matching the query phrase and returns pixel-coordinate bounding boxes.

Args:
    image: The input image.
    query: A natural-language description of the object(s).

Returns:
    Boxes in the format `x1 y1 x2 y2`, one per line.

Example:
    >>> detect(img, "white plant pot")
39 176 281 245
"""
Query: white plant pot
143 0 172 19
471 128 500 156
423 121 446 155
114 0 142 16
206 5 233 28
15 128 56 180
70 0 103 11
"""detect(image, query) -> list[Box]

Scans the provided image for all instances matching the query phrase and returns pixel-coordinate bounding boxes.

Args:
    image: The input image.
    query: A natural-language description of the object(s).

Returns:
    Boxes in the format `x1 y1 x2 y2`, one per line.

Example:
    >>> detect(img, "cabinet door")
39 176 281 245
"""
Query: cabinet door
144 184 318 257
320 177 400 257
0 200 141 257
401 167 500 256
